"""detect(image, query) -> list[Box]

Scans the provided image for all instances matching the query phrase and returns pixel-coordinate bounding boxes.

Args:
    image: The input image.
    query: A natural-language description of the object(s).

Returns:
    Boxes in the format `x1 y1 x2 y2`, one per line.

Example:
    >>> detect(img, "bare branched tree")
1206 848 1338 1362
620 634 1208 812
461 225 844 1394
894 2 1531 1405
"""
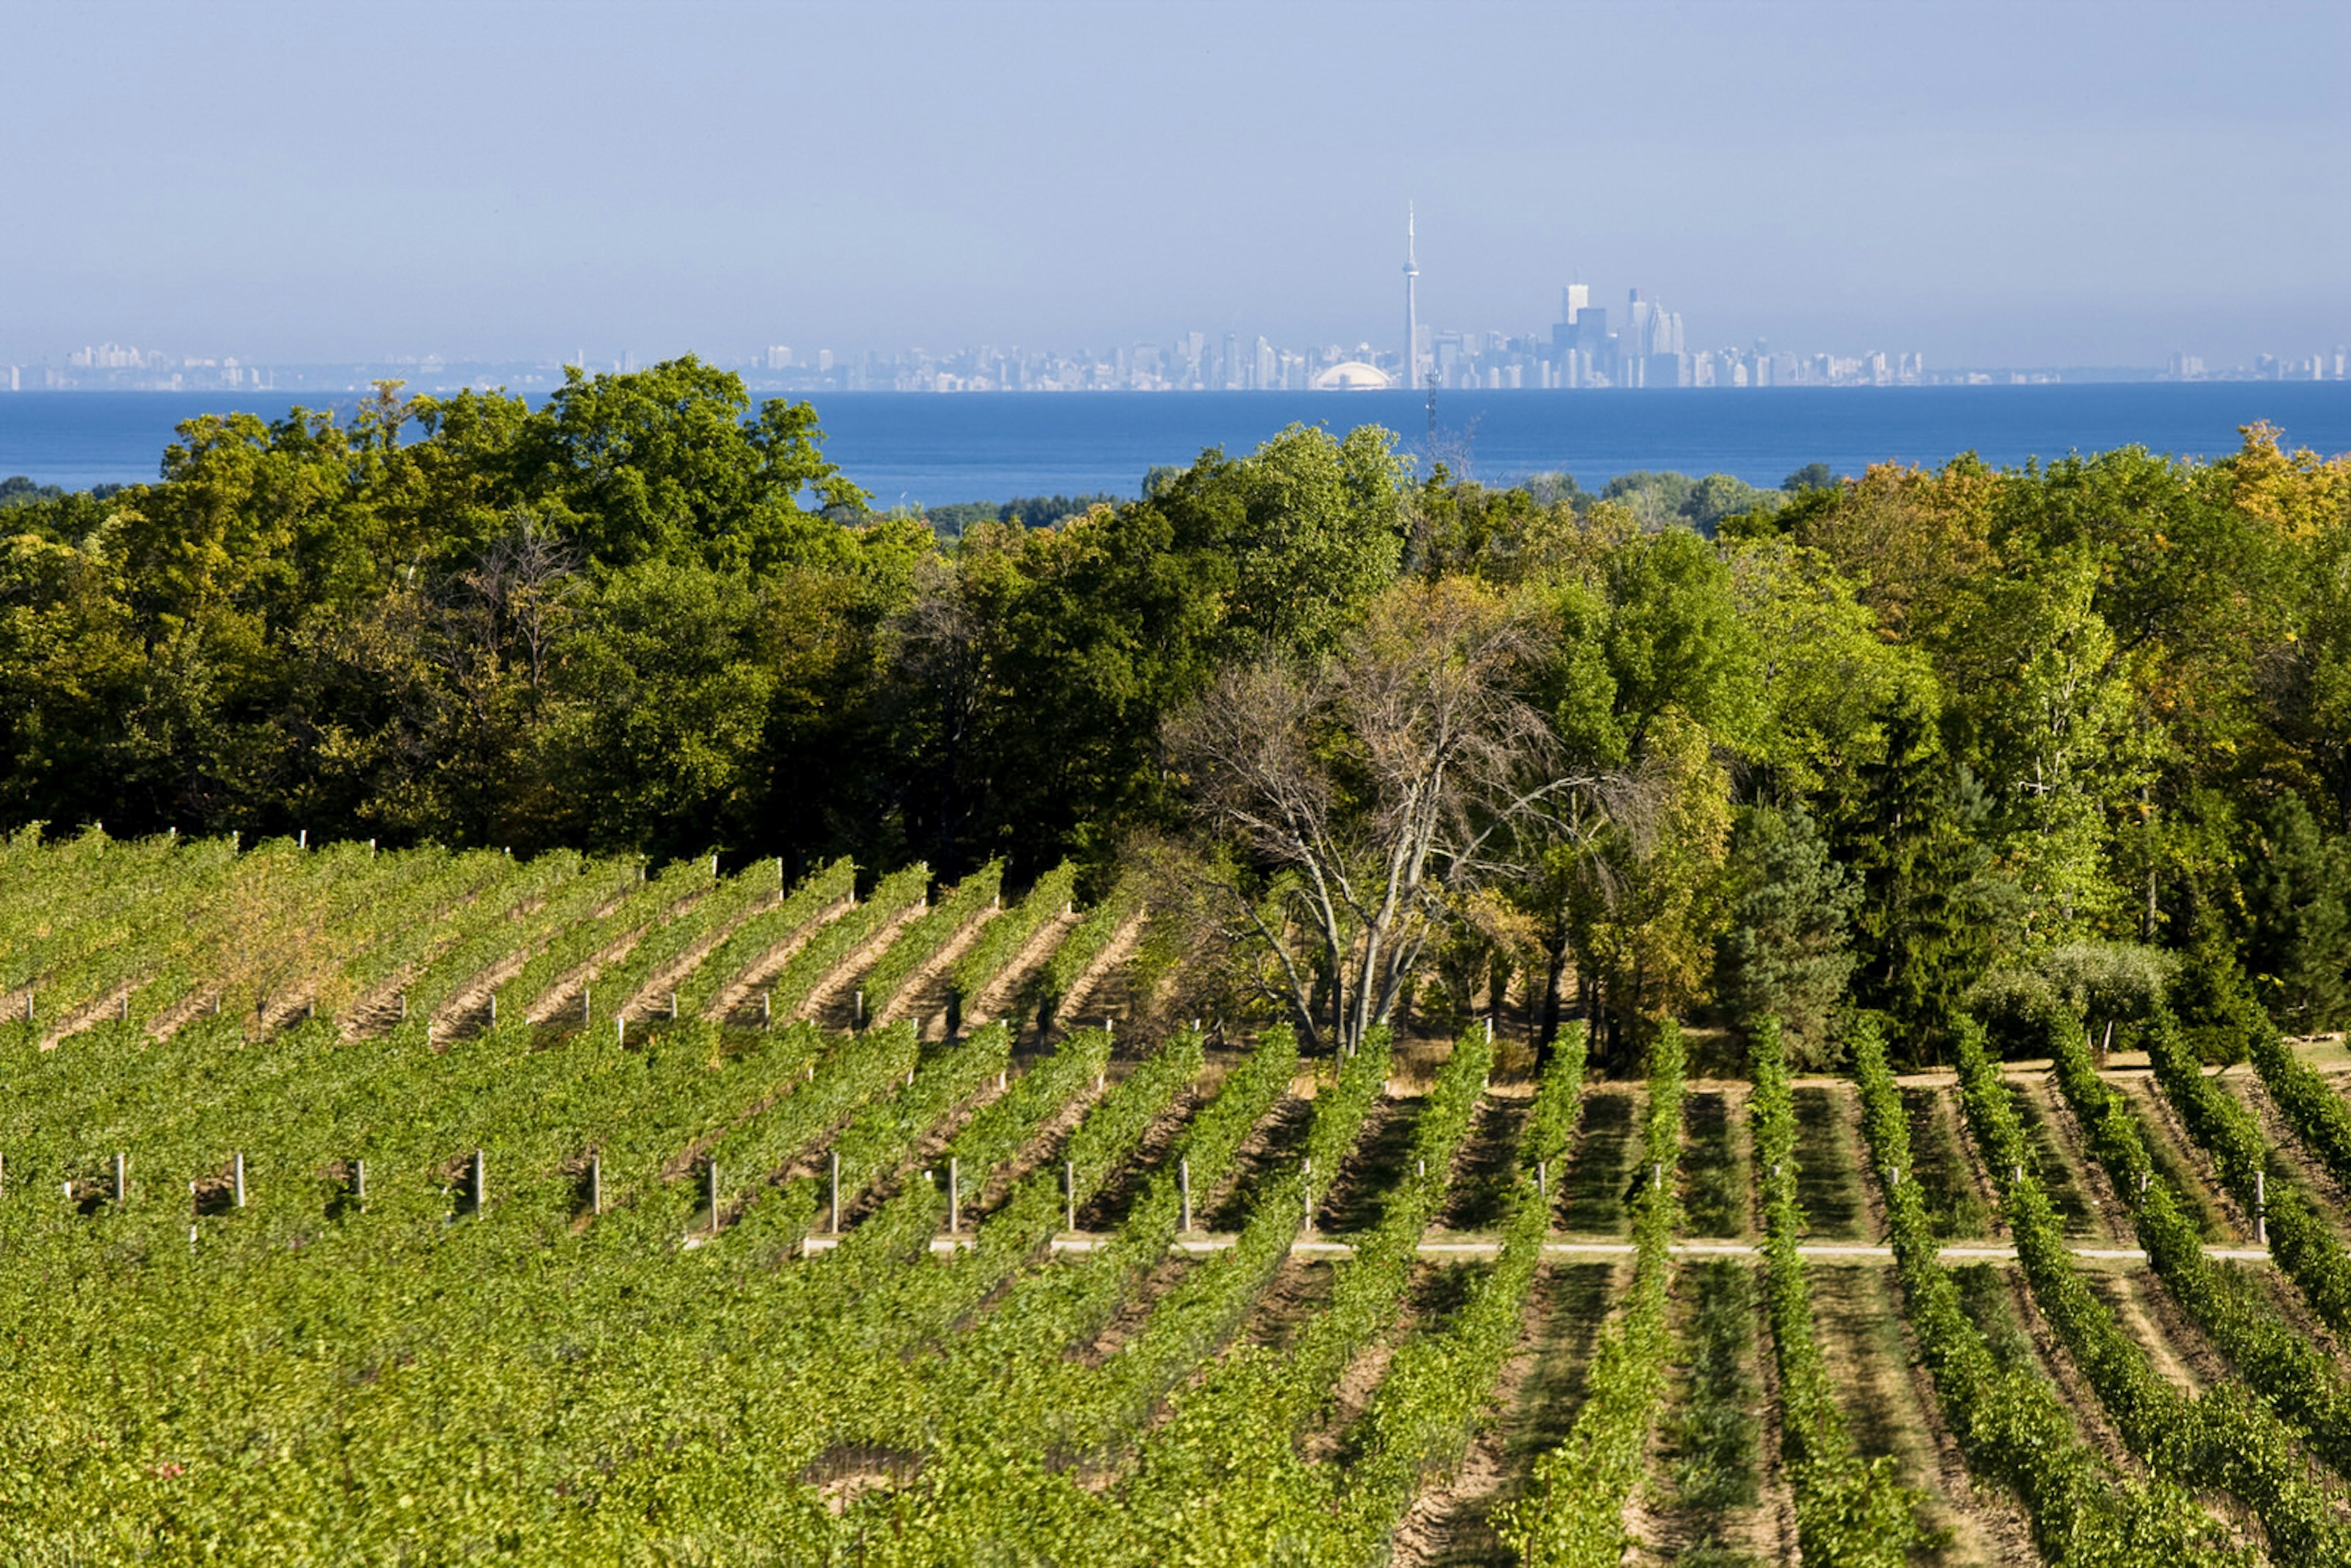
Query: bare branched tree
1169 580 1615 1055
433 509 578 701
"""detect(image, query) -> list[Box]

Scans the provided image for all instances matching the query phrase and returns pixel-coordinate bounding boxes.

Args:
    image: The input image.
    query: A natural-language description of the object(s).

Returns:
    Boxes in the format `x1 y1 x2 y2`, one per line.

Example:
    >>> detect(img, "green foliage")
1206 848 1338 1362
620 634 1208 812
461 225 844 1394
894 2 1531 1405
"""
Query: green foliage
1951 1013 2351 1562
2146 1002 2351 1341
1111 1026 1498 1555
921 493 1123 536
7 407 2349 1057
1964 940 2175 1042
1835 692 2008 1051
1322 1029 1587 1561
948 859 1078 1021
2039 1003 2351 1481
1141 421 1408 659
1035 876 1142 1027
1497 1021 1685 1567
857 860 1004 1019
1847 1015 2252 1567
1599 470 1783 534
669 855 855 1019
1750 1016 1930 1565
1714 809 1858 1064
2238 792 2351 1030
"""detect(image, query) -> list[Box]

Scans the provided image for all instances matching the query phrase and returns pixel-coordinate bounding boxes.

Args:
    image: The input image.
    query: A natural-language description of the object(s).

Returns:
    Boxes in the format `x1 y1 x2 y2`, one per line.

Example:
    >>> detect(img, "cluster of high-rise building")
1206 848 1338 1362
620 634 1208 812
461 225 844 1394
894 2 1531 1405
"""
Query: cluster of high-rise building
6 219 2340 396
743 212 1932 395
2167 350 2349 383
16 345 264 390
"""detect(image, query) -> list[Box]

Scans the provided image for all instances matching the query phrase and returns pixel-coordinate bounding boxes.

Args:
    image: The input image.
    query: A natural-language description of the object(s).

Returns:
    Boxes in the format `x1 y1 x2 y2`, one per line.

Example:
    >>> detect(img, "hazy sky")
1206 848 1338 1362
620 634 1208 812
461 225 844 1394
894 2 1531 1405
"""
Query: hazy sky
3 0 2344 368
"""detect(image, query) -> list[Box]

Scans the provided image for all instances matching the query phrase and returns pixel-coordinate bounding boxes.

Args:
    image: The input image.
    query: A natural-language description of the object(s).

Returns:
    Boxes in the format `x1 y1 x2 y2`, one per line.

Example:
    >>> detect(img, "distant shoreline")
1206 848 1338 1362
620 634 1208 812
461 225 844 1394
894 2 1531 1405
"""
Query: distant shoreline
6 380 2349 506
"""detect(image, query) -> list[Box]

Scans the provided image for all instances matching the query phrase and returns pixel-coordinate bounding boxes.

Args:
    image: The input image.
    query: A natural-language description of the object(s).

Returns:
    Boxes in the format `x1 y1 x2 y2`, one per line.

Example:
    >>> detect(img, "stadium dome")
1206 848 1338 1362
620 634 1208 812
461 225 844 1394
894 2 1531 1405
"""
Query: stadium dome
1308 361 1393 391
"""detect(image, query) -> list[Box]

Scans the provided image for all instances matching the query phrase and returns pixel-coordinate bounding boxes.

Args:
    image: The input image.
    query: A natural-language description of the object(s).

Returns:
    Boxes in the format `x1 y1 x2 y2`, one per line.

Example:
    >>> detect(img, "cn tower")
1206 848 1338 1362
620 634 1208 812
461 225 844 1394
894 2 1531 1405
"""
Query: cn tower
1403 204 1420 391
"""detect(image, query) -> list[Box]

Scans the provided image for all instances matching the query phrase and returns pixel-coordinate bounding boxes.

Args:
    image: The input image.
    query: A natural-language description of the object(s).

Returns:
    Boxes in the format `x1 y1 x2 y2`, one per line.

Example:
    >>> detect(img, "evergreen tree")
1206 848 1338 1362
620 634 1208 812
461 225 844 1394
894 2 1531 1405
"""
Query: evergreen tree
1714 806 1858 1067
2240 792 2351 1031
1834 691 2008 1058
2167 886 2259 1064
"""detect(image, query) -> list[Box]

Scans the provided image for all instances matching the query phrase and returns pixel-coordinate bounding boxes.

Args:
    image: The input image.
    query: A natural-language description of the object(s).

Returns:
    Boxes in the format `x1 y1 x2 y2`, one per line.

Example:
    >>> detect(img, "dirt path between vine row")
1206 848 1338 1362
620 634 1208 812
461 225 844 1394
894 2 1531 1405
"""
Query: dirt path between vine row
2227 1068 2351 1251
1389 1258 1627 1566
970 1062 1110 1218
1077 1073 1209 1232
875 902 999 1032
701 895 855 1024
1809 1261 2038 1568
801 902 924 1030
2028 1068 2240 1400
1051 910 1150 1040
611 895 774 1024
967 909 1081 1031
524 923 652 1026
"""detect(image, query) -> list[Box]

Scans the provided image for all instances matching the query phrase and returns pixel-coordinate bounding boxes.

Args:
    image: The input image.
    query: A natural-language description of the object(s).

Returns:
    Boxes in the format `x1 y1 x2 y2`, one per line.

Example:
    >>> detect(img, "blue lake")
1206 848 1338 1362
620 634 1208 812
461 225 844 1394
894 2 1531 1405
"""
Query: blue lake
5 383 2350 505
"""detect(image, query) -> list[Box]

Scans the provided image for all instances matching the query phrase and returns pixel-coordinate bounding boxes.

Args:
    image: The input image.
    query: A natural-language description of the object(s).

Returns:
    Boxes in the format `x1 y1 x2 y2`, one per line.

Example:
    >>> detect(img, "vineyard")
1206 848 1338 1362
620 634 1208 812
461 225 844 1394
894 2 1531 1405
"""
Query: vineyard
14 827 2351 1567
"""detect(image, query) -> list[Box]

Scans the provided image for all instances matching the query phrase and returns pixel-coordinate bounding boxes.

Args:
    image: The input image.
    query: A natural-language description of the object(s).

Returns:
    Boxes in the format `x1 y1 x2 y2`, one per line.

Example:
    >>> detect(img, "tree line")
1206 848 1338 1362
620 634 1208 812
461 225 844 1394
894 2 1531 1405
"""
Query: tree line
3 356 2345 1065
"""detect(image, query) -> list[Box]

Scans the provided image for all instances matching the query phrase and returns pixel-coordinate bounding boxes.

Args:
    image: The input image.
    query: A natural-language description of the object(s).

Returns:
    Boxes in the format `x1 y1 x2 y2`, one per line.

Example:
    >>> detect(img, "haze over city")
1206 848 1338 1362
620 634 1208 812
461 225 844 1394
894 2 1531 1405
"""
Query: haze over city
4 0 2345 376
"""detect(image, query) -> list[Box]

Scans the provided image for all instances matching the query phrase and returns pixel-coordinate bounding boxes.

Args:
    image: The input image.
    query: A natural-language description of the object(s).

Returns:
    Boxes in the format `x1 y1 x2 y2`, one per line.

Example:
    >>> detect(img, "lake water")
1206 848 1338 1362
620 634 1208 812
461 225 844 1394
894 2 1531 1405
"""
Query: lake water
5 383 2350 505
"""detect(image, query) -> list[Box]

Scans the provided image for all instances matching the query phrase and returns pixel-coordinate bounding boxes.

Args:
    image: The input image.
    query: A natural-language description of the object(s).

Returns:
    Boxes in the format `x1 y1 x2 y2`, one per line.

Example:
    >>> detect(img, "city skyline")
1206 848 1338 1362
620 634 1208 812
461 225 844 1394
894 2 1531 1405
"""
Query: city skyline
3 4 2345 372
12 212 2341 399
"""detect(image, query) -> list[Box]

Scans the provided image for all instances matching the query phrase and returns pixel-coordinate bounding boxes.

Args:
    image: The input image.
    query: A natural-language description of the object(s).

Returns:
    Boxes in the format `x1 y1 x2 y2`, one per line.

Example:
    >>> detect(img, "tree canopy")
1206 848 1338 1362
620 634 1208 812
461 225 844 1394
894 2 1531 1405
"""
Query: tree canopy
6 360 2348 1060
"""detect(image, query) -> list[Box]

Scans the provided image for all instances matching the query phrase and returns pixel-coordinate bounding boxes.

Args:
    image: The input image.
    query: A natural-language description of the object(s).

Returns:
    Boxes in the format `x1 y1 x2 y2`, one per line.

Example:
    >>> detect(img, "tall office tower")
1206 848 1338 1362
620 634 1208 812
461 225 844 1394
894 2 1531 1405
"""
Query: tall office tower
1223 332 1241 389
1403 204 1422 390
1561 282 1589 324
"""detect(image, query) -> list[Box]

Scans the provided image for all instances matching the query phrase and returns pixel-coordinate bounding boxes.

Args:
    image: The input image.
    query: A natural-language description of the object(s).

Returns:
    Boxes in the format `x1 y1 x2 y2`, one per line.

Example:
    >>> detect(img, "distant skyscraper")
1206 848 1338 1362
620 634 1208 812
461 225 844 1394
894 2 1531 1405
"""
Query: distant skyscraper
1403 205 1422 391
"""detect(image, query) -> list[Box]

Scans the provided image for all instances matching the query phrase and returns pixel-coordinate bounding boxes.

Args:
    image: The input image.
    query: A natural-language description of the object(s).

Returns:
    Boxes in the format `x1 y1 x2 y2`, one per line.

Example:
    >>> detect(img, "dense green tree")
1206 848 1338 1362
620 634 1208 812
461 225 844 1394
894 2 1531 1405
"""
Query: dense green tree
2238 792 2351 1032
517 357 869 572
1541 525 1761 768
1714 807 1858 1067
6 380 2350 1070
1834 689 2011 1052
1727 537 1934 806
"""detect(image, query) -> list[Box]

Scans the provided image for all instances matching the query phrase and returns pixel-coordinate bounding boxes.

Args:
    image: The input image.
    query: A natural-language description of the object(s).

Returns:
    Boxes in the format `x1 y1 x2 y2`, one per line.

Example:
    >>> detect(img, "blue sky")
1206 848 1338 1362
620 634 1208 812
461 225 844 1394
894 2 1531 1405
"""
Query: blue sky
2 0 2344 367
